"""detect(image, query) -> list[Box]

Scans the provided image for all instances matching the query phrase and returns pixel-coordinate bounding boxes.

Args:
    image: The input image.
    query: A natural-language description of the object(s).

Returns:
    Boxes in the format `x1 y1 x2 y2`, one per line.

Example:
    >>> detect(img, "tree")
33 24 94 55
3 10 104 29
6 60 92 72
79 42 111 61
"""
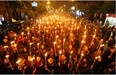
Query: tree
36 2 47 14
24 1 47 19
75 1 115 21
101 1 115 13
8 1 26 20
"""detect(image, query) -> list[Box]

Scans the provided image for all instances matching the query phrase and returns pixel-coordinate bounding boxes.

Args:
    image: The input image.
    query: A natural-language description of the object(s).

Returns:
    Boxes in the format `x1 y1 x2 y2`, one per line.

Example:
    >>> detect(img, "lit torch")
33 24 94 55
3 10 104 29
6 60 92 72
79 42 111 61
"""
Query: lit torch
29 42 33 55
54 41 57 56
5 55 10 59
63 38 65 50
91 55 101 70
44 52 48 66
16 59 21 64
10 41 15 45
59 50 62 55
70 50 73 54
4 46 8 53
21 32 24 36
77 51 84 68
4 46 8 49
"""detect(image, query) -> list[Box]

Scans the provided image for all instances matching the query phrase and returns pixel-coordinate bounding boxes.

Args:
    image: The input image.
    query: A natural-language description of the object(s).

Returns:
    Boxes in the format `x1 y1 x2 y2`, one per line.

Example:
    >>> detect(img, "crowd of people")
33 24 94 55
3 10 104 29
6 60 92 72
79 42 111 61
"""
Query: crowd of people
0 11 115 74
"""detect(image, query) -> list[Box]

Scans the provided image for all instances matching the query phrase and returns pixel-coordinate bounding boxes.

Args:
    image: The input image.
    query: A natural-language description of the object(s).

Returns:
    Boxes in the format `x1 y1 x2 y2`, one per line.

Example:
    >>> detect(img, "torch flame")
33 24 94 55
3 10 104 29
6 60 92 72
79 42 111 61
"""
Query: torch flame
16 59 21 64
5 55 10 58
70 51 73 54
45 52 48 57
59 50 62 54
54 41 56 45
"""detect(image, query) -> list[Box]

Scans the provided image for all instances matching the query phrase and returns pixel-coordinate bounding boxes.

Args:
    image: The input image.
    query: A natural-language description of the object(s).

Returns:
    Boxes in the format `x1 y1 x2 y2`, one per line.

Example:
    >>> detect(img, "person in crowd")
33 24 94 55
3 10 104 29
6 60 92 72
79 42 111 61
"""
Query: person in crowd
33 56 46 74
57 54 69 74
0 17 115 74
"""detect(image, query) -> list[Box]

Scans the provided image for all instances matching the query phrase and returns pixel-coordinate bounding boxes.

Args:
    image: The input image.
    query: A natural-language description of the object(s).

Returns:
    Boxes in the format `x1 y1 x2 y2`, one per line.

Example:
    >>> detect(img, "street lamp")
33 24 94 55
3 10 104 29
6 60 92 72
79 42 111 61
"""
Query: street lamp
47 1 50 5
71 0 75 2
70 6 76 16
71 6 75 10
32 1 38 7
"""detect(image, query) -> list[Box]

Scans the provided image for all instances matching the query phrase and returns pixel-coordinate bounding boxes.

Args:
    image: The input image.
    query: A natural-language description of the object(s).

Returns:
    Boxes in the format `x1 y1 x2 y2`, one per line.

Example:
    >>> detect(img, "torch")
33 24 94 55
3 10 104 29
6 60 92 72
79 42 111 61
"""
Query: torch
44 52 48 67
53 41 57 56
77 51 84 68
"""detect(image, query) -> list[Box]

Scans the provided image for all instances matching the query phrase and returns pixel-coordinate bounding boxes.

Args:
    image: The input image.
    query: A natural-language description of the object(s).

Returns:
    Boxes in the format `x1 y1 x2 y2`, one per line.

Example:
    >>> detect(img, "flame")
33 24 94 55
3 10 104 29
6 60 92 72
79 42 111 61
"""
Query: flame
14 43 17 47
5 55 10 58
70 51 73 54
16 59 21 64
100 44 104 47
54 41 56 45
21 32 24 35
59 50 62 54
95 56 101 59
45 52 48 57
4 46 8 48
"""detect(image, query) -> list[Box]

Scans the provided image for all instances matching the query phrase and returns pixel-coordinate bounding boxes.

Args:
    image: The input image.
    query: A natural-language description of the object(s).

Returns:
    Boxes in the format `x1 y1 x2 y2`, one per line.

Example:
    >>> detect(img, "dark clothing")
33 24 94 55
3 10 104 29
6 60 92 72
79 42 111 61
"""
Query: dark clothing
13 66 21 74
102 49 115 68
25 66 33 74
35 66 46 74
92 60 104 74
57 62 69 74
1 63 13 74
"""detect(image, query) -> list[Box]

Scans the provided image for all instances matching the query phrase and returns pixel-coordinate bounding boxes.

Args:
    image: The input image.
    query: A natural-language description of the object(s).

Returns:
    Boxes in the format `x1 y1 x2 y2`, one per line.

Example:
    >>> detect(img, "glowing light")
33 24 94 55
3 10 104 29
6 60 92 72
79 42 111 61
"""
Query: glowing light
81 40 85 44
5 55 10 58
14 43 17 47
59 50 62 54
32 36 34 39
32 1 38 7
95 56 101 59
30 57 34 61
84 35 86 38
84 31 86 35
100 44 105 47
16 59 21 64
56 35 59 38
4 46 8 49
45 52 48 57
21 32 24 35
47 1 50 5
32 27 34 29
54 41 56 45
11 41 15 44
27 27 29 30
70 50 73 54
63 38 65 42
71 0 75 2
81 53 84 56
93 35 96 38
70 33 73 36
95 29 97 32
30 43 33 45
14 33 17 36
71 6 75 10
37 43 40 46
